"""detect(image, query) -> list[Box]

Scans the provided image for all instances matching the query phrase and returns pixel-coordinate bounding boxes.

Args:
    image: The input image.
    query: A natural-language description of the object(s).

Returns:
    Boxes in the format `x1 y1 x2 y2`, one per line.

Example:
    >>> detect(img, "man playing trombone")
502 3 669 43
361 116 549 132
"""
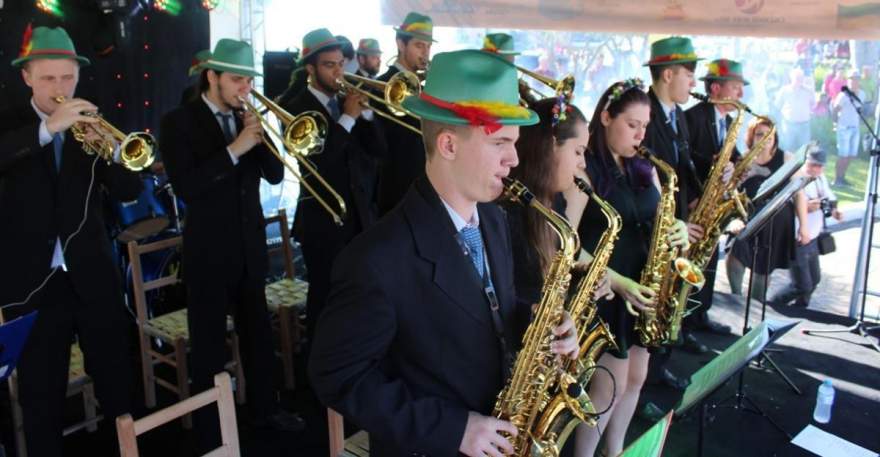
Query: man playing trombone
376 11 435 214
281 28 387 348
0 25 141 455
159 38 303 452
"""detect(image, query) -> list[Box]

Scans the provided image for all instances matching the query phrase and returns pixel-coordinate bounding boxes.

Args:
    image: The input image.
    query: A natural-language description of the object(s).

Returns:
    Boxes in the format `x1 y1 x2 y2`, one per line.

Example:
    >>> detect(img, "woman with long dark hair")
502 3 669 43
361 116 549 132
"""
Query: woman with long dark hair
567 79 690 456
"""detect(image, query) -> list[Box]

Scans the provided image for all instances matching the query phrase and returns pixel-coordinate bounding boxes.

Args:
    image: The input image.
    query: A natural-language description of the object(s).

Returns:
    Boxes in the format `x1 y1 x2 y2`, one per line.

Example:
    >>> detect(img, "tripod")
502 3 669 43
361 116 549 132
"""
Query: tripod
803 87 880 352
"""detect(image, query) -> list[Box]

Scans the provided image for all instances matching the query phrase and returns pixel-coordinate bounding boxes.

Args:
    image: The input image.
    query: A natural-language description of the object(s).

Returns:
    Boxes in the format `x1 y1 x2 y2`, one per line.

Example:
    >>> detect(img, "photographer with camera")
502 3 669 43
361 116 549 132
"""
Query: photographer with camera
769 148 843 308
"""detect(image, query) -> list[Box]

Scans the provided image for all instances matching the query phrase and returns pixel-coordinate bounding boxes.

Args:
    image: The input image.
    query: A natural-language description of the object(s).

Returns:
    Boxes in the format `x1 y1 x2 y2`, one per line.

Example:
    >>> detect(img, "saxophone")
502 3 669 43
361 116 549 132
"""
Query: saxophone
630 146 704 346
530 177 621 445
494 177 585 457
685 93 778 270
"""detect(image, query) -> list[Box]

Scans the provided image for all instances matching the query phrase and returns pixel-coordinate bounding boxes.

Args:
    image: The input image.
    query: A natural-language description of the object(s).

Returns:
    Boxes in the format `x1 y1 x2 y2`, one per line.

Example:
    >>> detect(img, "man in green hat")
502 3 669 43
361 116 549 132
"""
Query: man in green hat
481 32 520 64
376 11 436 214
159 38 304 450
641 36 708 391
682 58 749 337
310 49 578 456
0 25 141 455
282 28 387 353
355 38 382 78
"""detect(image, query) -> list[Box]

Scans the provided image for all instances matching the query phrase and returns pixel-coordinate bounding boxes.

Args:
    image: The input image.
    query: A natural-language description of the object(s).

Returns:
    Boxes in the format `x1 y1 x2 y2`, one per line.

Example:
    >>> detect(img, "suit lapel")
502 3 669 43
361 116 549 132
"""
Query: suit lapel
480 203 510 312
705 103 720 149
404 178 492 328
192 99 229 151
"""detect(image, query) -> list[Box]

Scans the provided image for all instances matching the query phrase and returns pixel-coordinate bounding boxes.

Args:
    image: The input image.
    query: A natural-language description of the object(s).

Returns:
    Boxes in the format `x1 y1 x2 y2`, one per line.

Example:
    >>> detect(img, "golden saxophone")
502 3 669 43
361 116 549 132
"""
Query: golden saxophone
531 177 621 444
630 146 704 346
494 177 586 456
685 93 777 271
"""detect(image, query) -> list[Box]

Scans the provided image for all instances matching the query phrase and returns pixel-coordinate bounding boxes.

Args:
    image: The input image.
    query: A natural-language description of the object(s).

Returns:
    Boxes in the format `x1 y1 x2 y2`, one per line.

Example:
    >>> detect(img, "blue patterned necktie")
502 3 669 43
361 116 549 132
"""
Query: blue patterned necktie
718 116 727 147
327 97 341 121
669 108 680 162
52 133 63 173
216 112 235 144
460 225 487 280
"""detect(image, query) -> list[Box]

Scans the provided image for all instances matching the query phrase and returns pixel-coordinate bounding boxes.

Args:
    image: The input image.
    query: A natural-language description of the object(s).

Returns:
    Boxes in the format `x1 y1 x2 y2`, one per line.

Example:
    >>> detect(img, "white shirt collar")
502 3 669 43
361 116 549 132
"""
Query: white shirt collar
659 99 676 122
201 93 232 116
307 85 336 112
31 98 49 121
440 198 479 232
393 61 409 73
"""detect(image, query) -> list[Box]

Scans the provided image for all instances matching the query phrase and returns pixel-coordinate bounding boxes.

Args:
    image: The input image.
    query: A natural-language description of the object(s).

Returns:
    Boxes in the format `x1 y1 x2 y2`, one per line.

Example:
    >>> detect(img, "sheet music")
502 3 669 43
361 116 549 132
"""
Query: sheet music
792 425 878 457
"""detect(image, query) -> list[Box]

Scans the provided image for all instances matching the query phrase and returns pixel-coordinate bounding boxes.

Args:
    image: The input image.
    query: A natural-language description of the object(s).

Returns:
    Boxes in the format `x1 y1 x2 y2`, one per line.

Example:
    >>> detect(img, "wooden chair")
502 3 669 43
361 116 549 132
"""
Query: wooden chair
327 408 369 457
127 236 245 428
117 372 239 457
1 310 101 457
264 208 308 390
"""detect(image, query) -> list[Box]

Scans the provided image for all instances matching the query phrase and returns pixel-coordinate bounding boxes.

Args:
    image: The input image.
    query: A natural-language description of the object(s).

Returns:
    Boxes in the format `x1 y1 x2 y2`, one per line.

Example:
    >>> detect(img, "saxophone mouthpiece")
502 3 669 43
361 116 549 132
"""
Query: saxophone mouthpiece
502 177 534 205
690 92 709 102
573 176 594 196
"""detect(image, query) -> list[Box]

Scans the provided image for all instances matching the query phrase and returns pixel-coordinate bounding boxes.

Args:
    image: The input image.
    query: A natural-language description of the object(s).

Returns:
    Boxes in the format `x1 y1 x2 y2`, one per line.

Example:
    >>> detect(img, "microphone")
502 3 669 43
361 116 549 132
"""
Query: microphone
842 86 862 104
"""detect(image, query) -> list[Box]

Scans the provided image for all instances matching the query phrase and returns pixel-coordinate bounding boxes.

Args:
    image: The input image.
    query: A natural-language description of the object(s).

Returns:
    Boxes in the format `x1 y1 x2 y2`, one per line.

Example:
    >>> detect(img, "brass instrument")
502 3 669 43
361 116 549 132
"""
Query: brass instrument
532 177 621 444
53 96 155 171
515 65 576 105
685 92 777 268
630 146 704 346
239 90 347 226
494 177 591 456
338 71 422 134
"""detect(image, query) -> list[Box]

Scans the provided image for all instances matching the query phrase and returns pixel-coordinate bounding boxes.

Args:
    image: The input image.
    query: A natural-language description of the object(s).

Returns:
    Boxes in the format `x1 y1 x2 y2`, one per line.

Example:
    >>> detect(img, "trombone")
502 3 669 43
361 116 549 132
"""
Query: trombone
239 90 347 226
337 71 422 135
53 96 155 171
515 66 576 106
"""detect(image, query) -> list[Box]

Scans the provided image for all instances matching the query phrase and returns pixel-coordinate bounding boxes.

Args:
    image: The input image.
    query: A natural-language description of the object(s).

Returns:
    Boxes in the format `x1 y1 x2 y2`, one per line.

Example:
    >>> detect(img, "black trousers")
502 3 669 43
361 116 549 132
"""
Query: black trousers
186 267 277 451
15 271 132 457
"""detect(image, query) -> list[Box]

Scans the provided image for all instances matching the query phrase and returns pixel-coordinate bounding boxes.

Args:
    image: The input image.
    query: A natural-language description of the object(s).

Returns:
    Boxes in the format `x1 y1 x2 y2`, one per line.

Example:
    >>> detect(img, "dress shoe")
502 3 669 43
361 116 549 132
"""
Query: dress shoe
654 367 689 391
682 332 709 354
638 401 666 422
694 318 731 335
253 409 306 432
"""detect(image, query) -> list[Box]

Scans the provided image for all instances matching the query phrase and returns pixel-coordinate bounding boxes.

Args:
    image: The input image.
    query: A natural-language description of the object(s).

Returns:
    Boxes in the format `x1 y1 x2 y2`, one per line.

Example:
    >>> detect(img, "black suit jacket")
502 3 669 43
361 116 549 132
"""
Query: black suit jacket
309 176 529 457
685 101 740 184
159 98 284 282
642 88 702 219
282 88 386 244
376 66 426 214
0 104 142 312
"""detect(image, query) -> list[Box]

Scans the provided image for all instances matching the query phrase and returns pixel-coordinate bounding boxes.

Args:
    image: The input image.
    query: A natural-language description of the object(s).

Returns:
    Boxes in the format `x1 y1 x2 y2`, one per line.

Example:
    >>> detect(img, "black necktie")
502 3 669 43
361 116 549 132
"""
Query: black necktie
217 112 235 144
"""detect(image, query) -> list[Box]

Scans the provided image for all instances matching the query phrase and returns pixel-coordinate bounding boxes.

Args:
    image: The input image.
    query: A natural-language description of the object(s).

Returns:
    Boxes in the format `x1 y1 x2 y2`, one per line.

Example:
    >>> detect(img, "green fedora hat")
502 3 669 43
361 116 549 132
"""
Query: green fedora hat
298 28 341 64
699 58 750 85
482 33 520 56
199 39 261 77
187 49 211 77
11 25 90 67
402 49 538 131
393 12 437 43
356 38 382 56
643 36 703 67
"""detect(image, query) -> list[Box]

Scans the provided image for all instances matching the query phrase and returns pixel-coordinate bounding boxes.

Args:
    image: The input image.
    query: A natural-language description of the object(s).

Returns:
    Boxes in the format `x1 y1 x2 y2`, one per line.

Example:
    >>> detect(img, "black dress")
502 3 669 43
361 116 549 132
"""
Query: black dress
578 155 660 358
730 149 796 274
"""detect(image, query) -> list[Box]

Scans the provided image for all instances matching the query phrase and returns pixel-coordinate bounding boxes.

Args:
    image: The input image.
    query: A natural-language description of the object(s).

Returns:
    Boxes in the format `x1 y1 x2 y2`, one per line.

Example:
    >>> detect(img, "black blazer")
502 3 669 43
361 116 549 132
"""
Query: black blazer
309 176 529 457
643 88 702 219
376 66 426 215
281 88 386 244
0 104 142 312
685 100 740 184
159 98 284 282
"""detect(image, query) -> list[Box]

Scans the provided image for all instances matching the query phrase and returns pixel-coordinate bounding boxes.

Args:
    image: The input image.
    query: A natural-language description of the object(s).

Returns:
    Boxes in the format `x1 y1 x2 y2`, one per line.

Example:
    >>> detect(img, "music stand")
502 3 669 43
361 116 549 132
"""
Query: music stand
617 411 674 457
752 142 809 206
0 311 38 457
674 320 798 456
736 176 813 394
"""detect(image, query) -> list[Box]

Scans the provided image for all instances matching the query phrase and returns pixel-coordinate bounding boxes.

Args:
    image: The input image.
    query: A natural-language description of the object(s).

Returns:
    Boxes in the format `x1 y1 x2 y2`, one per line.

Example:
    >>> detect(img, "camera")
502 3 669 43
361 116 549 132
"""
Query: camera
820 198 837 218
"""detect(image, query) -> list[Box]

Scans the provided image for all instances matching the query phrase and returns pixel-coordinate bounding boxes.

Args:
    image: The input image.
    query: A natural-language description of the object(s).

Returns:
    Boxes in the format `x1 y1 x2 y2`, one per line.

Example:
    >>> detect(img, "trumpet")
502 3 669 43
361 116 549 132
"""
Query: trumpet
337 71 422 135
53 96 155 171
238 90 347 226
515 65 576 105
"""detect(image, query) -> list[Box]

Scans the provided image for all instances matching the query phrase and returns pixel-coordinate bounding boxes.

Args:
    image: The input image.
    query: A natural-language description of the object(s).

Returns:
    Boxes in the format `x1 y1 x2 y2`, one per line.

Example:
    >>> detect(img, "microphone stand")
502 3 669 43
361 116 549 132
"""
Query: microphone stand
803 85 880 352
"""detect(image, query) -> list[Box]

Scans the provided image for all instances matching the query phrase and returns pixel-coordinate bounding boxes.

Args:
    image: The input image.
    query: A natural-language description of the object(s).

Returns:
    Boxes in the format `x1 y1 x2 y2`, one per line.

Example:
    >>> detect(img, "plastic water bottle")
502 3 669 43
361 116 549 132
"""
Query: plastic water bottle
813 379 835 423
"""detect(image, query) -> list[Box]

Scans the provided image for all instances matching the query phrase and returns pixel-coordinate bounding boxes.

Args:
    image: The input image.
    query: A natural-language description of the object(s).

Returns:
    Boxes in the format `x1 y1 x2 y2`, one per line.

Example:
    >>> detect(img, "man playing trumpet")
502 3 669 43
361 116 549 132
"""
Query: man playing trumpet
0 25 142 455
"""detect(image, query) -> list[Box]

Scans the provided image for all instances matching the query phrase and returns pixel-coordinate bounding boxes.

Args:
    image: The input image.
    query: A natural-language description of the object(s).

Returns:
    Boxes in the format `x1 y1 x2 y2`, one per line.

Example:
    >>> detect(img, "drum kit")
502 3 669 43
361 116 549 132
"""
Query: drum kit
110 170 186 318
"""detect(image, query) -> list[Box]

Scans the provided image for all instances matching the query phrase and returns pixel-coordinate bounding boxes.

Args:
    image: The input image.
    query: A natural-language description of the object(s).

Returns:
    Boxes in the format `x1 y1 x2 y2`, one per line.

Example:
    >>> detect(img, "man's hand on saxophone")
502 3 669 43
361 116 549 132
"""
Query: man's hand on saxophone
551 312 580 359
683 221 703 246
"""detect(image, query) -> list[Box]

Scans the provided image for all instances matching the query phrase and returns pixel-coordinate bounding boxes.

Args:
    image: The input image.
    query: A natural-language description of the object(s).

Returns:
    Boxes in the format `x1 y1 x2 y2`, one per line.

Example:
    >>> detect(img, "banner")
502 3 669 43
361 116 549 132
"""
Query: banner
380 1 880 40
